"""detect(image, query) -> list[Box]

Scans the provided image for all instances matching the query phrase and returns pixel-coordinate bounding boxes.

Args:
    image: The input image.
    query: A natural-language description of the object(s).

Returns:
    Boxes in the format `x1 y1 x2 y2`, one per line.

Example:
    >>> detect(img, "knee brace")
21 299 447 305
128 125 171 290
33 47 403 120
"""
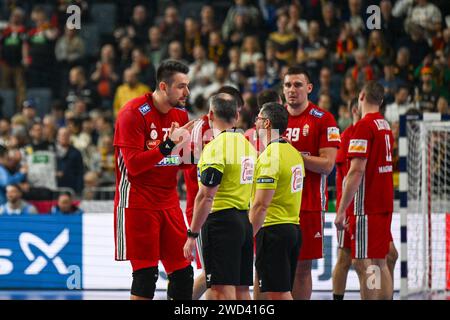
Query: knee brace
167 265 193 300
131 266 158 299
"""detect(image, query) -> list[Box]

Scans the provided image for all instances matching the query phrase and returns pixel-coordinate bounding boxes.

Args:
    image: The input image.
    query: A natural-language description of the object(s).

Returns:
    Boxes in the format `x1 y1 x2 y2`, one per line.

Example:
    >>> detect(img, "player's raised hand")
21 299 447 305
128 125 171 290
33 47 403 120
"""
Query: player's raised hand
168 120 195 144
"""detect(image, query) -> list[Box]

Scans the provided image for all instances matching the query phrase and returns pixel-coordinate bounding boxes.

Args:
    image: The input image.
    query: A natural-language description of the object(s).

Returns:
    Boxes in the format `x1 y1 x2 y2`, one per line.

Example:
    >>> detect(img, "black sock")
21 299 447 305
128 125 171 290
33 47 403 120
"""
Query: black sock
333 294 344 300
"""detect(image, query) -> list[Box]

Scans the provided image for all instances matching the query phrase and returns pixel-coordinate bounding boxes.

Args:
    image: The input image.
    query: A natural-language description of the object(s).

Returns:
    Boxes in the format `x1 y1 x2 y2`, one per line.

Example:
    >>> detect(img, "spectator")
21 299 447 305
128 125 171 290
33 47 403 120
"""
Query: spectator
240 35 264 72
207 31 227 64
51 192 83 215
147 26 166 68
246 58 275 94
0 7 27 110
200 5 218 38
157 4 183 44
55 127 84 195
333 23 357 73
42 114 58 144
227 12 252 48
228 46 246 88
311 66 340 108
346 49 377 88
114 5 151 45
380 0 405 47
286 3 309 38
367 30 395 68
265 40 284 81
97 135 115 185
340 74 359 106
394 47 415 83
397 23 431 68
407 0 442 41
318 93 333 113
188 45 216 105
222 0 260 42
337 104 352 131
414 66 440 112
24 6 59 89
83 171 102 200
296 20 328 84
268 13 298 66
117 36 134 76
345 0 366 48
19 99 41 130
90 44 120 110
55 26 85 67
203 65 236 102
130 47 156 91
436 96 449 115
183 17 203 63
0 145 27 205
0 119 11 147
385 85 415 124
113 68 151 117
0 184 37 215
319 2 341 48
66 66 99 111
379 63 405 104
165 40 187 64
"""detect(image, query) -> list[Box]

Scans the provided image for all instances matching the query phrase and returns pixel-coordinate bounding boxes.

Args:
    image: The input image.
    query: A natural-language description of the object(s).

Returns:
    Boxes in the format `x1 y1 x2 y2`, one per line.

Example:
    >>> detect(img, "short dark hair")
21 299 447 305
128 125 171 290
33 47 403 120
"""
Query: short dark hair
6 183 22 193
209 93 238 123
285 66 312 83
348 97 358 112
257 89 281 108
362 81 384 106
217 86 244 109
156 59 189 86
260 102 289 135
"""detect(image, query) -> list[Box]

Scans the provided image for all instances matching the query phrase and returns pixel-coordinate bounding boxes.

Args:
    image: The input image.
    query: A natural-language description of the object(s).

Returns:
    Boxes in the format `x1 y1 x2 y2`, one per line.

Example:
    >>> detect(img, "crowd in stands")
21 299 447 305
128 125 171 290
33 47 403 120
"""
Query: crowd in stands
0 0 449 214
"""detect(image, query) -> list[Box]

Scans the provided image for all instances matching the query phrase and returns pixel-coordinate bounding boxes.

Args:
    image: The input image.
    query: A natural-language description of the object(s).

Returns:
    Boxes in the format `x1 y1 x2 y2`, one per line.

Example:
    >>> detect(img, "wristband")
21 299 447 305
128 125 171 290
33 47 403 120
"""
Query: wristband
187 229 199 239
159 138 176 156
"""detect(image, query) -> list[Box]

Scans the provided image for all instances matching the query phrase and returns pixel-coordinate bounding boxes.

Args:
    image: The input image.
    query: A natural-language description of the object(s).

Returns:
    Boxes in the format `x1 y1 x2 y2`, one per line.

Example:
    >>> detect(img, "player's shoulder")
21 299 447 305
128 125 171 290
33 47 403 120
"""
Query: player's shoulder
308 102 335 121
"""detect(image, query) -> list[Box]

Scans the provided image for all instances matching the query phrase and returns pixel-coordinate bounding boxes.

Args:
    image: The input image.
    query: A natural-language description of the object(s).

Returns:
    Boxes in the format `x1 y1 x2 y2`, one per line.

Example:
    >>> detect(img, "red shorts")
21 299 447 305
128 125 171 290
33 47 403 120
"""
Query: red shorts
298 211 324 260
349 213 393 259
114 206 191 274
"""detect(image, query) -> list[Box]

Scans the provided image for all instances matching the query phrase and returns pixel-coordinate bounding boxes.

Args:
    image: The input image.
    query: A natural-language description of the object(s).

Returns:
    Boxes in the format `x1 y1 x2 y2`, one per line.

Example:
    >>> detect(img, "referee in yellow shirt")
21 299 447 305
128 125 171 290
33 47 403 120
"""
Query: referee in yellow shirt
249 102 305 300
183 93 257 300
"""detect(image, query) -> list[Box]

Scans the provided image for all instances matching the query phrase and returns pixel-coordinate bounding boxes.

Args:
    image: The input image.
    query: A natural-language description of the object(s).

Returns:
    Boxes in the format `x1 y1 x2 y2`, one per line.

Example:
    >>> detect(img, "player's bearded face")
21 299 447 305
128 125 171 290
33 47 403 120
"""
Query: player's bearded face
166 73 190 107
283 74 312 108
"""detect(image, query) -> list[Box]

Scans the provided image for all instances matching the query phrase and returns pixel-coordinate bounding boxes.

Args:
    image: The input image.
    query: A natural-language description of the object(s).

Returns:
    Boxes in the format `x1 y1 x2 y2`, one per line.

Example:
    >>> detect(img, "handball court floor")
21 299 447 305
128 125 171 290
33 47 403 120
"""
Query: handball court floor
1 290 448 300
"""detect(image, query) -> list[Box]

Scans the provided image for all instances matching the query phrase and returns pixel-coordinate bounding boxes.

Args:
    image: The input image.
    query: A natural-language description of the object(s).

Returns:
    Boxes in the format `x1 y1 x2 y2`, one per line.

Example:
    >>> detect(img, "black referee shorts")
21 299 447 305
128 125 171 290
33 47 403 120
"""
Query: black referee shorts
200 208 253 288
255 223 302 293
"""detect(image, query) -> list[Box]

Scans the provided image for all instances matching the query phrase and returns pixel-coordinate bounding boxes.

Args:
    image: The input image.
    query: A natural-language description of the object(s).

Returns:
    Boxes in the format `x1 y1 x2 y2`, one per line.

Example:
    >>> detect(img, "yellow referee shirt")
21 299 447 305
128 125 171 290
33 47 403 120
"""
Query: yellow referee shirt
198 130 257 213
254 139 305 227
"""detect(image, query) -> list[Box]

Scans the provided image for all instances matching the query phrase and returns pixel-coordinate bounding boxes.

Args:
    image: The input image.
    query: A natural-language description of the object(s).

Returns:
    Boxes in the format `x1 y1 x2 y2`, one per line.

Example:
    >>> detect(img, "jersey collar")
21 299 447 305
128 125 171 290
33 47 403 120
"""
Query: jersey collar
267 137 288 147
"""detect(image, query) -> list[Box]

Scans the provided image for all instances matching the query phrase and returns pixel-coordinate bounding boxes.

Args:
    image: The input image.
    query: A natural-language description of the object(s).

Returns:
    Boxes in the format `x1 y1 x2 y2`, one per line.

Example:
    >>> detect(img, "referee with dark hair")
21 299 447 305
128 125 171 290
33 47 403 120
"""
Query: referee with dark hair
183 92 257 300
249 102 305 300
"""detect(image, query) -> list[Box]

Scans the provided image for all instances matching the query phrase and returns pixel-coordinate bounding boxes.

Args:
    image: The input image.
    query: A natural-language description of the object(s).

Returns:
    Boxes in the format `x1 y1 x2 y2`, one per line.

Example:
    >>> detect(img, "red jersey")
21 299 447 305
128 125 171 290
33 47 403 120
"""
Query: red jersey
244 126 260 152
347 112 394 215
183 114 212 222
114 93 189 209
285 102 340 212
336 124 355 210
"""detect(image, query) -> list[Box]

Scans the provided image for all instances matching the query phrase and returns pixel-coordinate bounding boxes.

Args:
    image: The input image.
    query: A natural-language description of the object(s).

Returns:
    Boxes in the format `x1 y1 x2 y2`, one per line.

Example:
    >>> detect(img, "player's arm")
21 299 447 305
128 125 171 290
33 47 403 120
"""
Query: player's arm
302 147 337 175
121 121 194 176
249 189 275 237
183 167 221 261
334 157 367 230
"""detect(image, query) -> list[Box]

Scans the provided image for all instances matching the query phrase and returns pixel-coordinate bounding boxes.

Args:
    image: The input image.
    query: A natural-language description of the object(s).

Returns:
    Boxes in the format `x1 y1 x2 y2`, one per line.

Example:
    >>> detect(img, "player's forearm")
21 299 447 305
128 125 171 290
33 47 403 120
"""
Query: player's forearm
120 146 168 176
249 201 268 236
190 193 214 234
302 155 335 175
338 168 363 215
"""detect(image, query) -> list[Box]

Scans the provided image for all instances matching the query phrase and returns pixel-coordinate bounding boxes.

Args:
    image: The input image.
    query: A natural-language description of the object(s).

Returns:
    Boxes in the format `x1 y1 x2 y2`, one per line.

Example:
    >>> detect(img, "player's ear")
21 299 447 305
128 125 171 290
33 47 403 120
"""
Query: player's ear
159 81 167 93
307 82 313 94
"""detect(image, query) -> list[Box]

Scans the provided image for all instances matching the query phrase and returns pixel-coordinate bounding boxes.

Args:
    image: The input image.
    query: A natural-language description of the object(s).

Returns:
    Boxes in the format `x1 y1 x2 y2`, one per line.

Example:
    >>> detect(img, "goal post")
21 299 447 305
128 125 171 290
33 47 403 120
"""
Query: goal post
399 113 450 299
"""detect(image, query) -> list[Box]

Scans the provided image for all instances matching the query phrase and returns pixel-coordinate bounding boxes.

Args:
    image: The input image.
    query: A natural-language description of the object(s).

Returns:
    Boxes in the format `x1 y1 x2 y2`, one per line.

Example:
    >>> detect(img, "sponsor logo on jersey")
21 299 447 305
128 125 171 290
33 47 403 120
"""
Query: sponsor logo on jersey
256 177 275 184
291 165 304 193
303 124 309 136
378 165 393 173
146 139 160 150
155 155 180 166
327 127 341 142
310 108 324 118
348 139 368 153
139 103 151 115
150 129 158 140
314 232 322 238
240 156 255 184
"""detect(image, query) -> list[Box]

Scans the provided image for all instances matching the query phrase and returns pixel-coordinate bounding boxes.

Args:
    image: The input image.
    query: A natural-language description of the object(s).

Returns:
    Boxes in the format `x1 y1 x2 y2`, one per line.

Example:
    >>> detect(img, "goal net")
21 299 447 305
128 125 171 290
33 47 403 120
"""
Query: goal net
400 115 450 298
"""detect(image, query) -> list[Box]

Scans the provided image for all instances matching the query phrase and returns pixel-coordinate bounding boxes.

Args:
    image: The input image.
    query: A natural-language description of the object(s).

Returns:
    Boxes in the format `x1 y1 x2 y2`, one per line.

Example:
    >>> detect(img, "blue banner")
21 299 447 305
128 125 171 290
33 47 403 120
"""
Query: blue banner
0 215 82 289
